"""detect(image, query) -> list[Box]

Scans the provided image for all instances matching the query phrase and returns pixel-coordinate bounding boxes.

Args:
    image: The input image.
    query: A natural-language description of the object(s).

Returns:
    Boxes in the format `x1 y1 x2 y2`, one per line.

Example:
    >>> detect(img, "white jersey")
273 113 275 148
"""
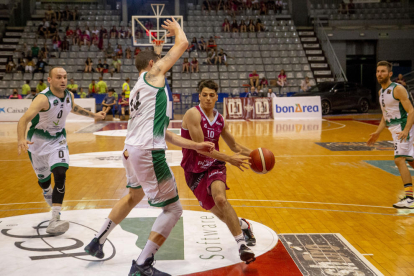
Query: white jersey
125 71 171 150
379 82 409 127
28 88 73 154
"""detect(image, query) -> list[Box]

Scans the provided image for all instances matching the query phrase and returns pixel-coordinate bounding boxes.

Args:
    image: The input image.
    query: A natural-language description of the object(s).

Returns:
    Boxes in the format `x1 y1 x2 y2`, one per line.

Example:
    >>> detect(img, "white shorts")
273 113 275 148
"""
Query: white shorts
28 146 69 183
122 145 179 207
389 124 414 160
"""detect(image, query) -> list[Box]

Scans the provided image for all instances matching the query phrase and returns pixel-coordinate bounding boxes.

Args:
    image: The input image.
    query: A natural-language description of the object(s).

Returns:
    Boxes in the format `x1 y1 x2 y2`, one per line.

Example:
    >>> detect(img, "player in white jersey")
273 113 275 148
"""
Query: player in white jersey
368 61 414 209
84 18 214 276
17 67 105 234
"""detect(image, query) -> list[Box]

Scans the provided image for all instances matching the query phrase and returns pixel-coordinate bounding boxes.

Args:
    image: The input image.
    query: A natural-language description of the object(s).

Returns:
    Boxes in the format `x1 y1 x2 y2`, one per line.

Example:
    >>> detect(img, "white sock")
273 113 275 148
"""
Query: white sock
137 240 160 265
51 206 61 220
240 218 249 230
96 218 117 244
234 233 246 247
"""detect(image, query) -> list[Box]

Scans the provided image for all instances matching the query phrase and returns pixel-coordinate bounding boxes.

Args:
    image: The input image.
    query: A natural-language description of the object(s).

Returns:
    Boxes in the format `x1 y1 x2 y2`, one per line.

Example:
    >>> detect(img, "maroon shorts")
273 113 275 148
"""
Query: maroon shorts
184 161 228 210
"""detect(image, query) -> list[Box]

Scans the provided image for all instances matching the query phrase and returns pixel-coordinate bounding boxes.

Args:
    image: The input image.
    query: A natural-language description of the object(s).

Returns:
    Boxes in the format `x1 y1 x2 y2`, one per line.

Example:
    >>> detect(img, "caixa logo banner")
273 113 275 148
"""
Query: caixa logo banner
224 97 273 120
272 96 322 119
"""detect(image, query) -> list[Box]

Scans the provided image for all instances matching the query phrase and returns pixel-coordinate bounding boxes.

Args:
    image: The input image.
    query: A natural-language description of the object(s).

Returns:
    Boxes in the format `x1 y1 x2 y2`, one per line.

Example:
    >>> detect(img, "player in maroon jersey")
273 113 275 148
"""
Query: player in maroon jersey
181 80 256 264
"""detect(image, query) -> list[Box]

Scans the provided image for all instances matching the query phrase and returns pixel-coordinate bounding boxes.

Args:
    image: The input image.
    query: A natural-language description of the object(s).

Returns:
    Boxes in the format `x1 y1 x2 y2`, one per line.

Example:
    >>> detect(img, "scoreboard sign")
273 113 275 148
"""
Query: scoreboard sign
224 97 273 120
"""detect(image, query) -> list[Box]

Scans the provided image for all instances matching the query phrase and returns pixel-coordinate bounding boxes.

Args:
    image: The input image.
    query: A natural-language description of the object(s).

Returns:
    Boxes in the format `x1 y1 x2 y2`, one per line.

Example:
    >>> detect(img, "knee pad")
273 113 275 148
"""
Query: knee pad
38 177 51 190
152 200 183 238
51 166 67 204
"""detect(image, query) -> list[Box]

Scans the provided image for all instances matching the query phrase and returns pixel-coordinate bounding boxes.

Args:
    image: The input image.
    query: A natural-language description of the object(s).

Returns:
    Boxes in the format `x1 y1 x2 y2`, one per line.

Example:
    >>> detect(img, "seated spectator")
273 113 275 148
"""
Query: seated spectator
52 35 61 52
80 31 91 47
260 2 267 15
206 48 216 65
89 80 97 94
111 56 122 74
275 0 283 13
25 58 35 73
33 58 47 74
103 59 110 75
37 24 47 39
36 80 47 93
102 89 117 119
100 26 108 39
191 58 199 73
245 0 253 10
25 89 37 99
191 37 199 51
116 44 123 59
125 26 132 38
277 69 288 87
84 26 91 37
256 19 264 32
48 19 58 38
267 88 277 98
240 20 247 32
348 0 355 14
395 74 407 87
248 20 255 32
222 18 230 32
61 36 69 51
22 80 31 96
54 7 62 21
202 0 211 12
134 47 141 57
259 77 268 90
134 27 143 39
92 26 99 37
300 76 312 92
65 26 74 39
79 87 87 98
16 58 25 73
39 43 49 59
71 7 79 21
182 58 190 73
125 47 132 59
68 78 79 93
144 20 153 31
31 43 40 58
96 59 104 74
249 70 259 87
118 26 126 38
338 1 348 14
215 48 228 66
41 18 50 29
207 36 217 51
9 89 22 99
231 20 239 33
110 26 118 39
6 57 15 73
22 43 32 58
45 5 55 21
91 33 99 46
97 77 108 94
84 58 93 73
105 43 114 58
198 37 206 51
62 6 72 21
118 92 129 120
246 86 258 97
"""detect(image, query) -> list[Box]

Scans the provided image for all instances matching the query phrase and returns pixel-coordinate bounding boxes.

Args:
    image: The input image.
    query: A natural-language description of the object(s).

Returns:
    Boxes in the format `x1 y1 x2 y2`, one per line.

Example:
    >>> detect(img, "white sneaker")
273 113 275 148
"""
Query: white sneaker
113 117 120 121
46 218 70 235
43 190 52 207
393 196 414 209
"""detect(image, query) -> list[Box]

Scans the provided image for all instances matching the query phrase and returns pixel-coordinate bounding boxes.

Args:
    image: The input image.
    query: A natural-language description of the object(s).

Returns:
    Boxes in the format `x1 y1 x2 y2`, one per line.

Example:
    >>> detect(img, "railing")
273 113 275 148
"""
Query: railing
313 17 347 81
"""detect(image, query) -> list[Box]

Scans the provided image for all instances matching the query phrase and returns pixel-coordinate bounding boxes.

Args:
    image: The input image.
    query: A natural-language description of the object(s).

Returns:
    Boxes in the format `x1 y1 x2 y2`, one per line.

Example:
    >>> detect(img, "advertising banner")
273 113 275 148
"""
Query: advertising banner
224 97 273 120
272 96 322 120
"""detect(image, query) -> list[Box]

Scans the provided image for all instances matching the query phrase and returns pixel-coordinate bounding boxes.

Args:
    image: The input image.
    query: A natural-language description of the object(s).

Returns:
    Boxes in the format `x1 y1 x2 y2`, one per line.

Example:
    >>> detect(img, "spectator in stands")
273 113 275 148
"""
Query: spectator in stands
62 6 71 21
97 77 108 94
45 5 54 21
36 80 47 93
6 57 15 73
259 77 268 90
85 26 91 37
67 78 79 93
249 70 259 87
16 58 25 73
79 87 87 98
222 18 230 32
33 58 47 75
207 36 217 51
92 26 99 37
246 86 258 97
198 37 206 51
206 48 216 65
118 92 129 120
300 76 312 92
267 88 277 98
21 80 31 96
116 44 123 58
48 19 58 38
126 26 132 39
191 58 199 73
100 26 108 39
125 47 132 59
260 2 267 15
182 58 190 73
248 20 255 32
31 43 40 58
55 7 62 22
89 80 97 94
231 20 239 33
395 74 407 87
80 31 91 47
41 18 50 29
71 7 79 21
84 58 93 73
103 59 110 75
22 43 31 58
25 58 35 73
144 20 153 31
118 26 126 39
105 43 114 58
338 1 348 14
275 0 283 14
240 20 247 32
190 37 199 51
91 33 99 47
111 56 122 74
202 0 211 12
134 47 141 57
9 89 22 99
110 26 118 39
52 35 61 52
65 26 74 40
348 0 355 15
39 43 49 60
277 69 288 87
96 59 104 74
252 0 260 10
25 90 37 99
256 19 264 32
38 25 47 39
134 27 143 39
61 36 69 52
102 89 117 119
215 48 228 66
122 78 131 99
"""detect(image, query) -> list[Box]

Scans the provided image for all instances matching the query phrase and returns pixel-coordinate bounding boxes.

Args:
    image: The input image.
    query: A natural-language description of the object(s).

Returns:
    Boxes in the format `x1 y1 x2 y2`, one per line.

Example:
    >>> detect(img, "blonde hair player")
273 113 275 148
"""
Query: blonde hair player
17 67 105 234
84 17 215 276
368 60 414 209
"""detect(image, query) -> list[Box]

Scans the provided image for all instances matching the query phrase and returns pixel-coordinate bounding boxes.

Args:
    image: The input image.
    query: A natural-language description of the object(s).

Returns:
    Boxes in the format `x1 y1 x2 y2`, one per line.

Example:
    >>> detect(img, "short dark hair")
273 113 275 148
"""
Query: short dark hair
135 50 160 72
377 60 392 72
198 79 219 94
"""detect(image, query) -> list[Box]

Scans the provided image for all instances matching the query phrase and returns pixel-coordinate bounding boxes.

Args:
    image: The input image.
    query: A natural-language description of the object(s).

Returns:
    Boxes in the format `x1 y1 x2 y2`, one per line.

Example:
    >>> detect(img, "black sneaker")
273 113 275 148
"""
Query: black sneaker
128 256 171 276
84 238 105 259
241 218 256 246
239 244 256 264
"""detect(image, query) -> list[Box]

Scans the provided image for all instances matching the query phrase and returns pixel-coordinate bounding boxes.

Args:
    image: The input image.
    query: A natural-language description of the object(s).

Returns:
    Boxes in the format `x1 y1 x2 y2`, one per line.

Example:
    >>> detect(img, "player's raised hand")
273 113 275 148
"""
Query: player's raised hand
196 141 215 153
17 139 33 155
228 152 251 172
94 111 106 121
162 17 181 37
367 132 380 146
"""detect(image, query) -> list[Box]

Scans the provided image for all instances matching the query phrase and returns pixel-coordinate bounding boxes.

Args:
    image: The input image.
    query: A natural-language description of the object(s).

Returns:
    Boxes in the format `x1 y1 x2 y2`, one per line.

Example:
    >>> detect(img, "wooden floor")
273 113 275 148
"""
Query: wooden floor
1 114 414 276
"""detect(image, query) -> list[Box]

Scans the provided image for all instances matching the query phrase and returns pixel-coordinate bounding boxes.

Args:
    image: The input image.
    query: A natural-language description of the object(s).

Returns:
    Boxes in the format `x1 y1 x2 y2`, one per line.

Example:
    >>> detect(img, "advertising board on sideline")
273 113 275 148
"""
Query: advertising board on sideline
272 96 322 120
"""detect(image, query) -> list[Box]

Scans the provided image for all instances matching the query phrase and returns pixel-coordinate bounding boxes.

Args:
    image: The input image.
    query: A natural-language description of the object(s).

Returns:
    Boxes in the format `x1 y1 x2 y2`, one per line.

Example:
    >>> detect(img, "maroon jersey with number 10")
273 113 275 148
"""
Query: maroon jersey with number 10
181 105 225 173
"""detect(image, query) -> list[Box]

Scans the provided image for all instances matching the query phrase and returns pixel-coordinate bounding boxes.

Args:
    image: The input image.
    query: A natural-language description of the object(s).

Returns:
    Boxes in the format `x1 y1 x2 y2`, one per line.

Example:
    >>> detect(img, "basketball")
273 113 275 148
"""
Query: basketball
249 148 275 174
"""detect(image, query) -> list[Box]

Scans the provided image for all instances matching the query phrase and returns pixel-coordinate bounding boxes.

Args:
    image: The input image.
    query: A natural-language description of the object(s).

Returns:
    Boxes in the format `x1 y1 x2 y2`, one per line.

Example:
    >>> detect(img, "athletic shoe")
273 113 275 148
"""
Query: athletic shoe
128 256 171 276
239 244 256 264
393 196 414 209
84 238 105 259
114 117 120 121
46 218 69 235
241 218 256 246
43 190 53 207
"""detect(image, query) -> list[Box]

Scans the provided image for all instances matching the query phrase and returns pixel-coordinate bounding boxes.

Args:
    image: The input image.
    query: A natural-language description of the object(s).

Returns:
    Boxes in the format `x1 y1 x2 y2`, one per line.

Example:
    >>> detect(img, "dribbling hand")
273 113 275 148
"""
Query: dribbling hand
367 132 380 146
228 152 251 172
94 111 106 121
18 139 33 155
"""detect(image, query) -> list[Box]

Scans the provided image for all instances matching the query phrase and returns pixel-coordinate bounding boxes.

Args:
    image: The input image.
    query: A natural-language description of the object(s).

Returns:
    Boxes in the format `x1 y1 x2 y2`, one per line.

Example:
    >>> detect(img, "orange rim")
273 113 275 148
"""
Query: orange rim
152 39 164 46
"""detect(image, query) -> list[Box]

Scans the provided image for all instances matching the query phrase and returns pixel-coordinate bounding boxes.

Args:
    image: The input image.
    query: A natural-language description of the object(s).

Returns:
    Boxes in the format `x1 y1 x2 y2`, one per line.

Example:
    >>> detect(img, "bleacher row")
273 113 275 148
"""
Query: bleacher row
187 4 289 15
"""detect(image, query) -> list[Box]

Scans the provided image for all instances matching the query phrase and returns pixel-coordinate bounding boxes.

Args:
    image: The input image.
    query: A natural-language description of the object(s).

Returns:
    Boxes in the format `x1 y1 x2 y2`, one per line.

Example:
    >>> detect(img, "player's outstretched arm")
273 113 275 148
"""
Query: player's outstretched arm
17 94 49 155
165 130 214 152
221 120 252 157
70 92 105 120
145 17 188 87
394 85 414 142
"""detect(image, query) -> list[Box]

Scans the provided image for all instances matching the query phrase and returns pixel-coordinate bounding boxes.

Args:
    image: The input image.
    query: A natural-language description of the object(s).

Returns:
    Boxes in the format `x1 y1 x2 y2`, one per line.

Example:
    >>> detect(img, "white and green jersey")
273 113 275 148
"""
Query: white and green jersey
27 88 73 154
379 82 410 127
125 71 171 150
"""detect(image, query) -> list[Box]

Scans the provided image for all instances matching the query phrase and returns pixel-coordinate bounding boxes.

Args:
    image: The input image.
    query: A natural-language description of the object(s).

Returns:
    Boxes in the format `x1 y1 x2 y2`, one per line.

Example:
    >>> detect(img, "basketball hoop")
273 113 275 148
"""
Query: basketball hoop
151 39 164 55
